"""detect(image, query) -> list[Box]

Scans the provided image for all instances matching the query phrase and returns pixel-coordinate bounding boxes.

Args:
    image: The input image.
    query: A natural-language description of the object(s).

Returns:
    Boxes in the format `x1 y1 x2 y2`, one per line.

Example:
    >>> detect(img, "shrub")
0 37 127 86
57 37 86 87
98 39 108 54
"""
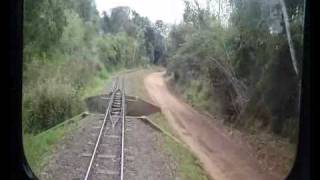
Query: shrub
22 57 97 133
23 79 84 133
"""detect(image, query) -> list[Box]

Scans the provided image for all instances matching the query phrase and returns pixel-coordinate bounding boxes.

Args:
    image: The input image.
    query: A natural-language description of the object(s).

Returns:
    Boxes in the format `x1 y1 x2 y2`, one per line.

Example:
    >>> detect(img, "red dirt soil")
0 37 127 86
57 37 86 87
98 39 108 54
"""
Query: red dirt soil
144 72 279 180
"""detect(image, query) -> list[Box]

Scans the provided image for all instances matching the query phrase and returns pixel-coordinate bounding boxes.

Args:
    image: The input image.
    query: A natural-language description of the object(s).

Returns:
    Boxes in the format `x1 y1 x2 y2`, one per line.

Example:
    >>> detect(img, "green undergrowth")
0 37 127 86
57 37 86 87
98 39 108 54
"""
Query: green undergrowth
181 80 214 111
168 78 223 120
81 68 111 99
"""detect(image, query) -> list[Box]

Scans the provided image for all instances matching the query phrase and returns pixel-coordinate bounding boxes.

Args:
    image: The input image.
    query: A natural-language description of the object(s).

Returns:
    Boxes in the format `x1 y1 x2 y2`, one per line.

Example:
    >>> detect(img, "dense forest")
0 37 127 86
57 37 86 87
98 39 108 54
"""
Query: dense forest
23 0 166 133
165 0 304 142
23 0 304 144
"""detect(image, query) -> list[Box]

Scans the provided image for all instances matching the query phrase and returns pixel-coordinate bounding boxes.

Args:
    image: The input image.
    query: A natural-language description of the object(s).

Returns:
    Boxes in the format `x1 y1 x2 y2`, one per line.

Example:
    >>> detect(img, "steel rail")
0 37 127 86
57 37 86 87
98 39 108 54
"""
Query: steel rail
120 78 125 180
84 78 119 180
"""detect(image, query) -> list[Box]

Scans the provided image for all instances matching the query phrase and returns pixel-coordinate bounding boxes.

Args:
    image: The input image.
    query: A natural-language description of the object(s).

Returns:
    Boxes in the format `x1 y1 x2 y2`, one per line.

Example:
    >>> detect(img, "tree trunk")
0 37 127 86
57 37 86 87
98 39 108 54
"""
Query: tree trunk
279 0 299 76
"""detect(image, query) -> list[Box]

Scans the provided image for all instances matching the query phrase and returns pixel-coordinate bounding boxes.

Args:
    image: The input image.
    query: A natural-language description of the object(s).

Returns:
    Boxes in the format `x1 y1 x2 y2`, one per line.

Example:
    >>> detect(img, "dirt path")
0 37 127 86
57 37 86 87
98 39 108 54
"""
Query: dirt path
144 72 277 180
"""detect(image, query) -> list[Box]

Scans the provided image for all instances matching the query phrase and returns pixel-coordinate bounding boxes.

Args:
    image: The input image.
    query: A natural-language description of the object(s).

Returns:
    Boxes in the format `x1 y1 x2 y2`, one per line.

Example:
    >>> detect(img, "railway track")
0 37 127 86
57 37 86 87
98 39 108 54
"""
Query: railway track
84 77 126 180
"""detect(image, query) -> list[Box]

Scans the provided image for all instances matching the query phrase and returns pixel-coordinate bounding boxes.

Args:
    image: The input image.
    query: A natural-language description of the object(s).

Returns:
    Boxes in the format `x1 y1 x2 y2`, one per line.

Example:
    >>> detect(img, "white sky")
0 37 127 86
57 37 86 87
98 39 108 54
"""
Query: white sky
95 0 186 24
95 0 231 25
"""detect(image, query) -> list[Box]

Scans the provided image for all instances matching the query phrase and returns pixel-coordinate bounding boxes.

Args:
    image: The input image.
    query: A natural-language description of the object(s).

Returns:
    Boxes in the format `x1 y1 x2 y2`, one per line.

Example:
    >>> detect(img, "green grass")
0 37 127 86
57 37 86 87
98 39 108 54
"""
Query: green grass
182 80 211 111
81 69 111 99
150 113 209 180
82 66 144 99
23 114 84 175
171 79 223 119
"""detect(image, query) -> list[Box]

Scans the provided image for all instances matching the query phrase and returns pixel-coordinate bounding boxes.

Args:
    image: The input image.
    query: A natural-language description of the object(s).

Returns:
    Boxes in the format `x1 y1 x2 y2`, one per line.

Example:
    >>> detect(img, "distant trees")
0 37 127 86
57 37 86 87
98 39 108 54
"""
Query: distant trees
100 7 167 65
144 25 166 64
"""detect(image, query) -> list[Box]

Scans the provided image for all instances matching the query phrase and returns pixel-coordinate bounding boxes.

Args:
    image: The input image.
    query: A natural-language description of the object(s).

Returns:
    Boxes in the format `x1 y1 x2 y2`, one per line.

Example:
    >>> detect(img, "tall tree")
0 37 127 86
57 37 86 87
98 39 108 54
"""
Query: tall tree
279 0 299 75
24 0 67 56
109 6 131 33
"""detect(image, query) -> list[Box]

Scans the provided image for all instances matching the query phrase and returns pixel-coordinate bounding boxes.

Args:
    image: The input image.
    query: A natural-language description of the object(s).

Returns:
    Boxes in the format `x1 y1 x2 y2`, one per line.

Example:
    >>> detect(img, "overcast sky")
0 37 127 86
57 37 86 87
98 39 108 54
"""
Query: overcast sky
95 0 187 24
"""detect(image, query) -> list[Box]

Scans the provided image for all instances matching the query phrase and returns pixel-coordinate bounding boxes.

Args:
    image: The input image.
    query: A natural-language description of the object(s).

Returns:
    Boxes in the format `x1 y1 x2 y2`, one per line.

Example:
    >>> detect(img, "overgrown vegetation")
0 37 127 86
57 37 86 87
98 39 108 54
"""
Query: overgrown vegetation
165 0 304 142
23 0 166 133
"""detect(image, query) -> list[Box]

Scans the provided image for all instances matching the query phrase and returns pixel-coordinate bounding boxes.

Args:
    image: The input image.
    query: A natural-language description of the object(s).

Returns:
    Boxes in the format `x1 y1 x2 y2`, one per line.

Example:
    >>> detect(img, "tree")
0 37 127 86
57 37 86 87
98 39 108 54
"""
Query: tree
279 0 299 75
155 20 168 36
101 11 111 33
66 0 97 22
144 25 166 64
108 6 131 33
182 0 211 29
24 0 67 56
60 10 85 55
